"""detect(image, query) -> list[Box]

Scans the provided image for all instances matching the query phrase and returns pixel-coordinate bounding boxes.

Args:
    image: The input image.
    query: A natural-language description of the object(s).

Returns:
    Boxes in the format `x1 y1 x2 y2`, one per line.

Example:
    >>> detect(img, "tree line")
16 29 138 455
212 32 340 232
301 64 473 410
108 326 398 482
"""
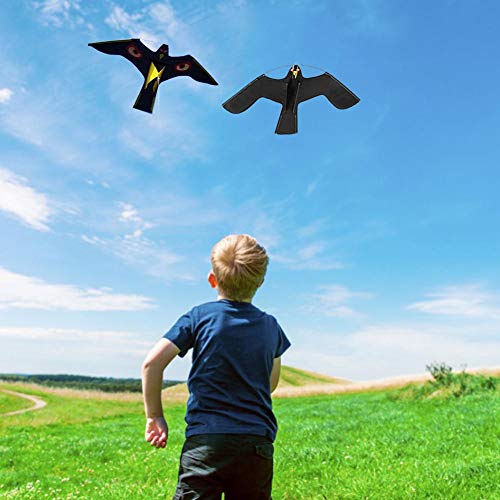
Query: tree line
0 373 183 393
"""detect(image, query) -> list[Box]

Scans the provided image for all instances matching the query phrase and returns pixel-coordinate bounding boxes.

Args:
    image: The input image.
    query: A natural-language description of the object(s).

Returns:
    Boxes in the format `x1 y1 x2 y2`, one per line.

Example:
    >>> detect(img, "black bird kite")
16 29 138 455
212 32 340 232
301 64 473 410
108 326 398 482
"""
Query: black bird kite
89 39 218 113
222 65 359 134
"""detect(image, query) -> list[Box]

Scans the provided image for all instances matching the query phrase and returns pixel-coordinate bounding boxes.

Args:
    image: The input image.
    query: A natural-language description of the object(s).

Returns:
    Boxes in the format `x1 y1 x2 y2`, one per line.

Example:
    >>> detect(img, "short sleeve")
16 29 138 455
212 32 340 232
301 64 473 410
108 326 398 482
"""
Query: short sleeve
275 322 291 358
163 311 195 358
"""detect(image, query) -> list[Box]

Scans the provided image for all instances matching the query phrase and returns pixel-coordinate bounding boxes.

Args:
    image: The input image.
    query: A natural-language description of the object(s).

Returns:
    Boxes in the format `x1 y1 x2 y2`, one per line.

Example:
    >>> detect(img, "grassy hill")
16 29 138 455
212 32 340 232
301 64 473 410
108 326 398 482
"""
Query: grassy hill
0 390 33 415
278 365 350 387
0 378 498 498
0 366 347 396
158 365 351 401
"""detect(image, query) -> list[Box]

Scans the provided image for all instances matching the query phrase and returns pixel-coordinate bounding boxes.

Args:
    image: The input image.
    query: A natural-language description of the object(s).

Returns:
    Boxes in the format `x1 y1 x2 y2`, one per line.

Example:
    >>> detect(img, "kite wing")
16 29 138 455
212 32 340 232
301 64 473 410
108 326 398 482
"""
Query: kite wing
222 75 286 114
88 39 154 78
161 55 218 85
298 73 360 109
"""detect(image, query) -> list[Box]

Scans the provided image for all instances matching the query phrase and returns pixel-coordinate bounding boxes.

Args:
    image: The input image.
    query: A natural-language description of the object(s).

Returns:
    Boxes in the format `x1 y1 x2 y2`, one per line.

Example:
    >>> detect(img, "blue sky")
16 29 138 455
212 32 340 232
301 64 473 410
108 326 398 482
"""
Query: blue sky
0 0 499 381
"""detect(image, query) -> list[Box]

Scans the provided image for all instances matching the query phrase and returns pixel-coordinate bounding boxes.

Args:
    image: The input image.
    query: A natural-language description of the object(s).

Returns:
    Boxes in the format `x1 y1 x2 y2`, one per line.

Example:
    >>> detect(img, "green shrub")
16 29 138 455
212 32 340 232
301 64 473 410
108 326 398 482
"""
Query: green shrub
392 363 498 401
426 362 453 385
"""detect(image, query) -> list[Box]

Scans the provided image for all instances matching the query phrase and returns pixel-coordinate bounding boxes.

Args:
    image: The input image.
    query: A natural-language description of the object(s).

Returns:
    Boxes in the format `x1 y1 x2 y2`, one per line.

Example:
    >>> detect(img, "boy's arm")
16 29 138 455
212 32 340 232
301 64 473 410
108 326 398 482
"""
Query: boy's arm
141 338 180 448
270 357 282 393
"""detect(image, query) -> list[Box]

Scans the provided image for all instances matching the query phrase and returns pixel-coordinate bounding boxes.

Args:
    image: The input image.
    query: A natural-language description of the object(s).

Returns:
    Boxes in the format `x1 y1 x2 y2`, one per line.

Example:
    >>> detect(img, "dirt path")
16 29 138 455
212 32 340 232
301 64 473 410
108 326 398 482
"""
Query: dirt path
0 389 47 416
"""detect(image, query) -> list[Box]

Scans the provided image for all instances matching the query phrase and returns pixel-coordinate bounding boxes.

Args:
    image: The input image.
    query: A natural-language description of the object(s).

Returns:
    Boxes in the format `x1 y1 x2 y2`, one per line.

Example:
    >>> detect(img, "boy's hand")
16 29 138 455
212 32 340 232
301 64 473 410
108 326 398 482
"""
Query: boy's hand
145 416 168 448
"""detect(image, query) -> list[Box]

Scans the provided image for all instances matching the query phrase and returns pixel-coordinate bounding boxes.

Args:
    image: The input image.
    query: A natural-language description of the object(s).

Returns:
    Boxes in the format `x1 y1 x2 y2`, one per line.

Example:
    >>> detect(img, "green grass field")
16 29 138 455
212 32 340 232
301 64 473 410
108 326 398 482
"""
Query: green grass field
0 391 33 415
1 374 499 499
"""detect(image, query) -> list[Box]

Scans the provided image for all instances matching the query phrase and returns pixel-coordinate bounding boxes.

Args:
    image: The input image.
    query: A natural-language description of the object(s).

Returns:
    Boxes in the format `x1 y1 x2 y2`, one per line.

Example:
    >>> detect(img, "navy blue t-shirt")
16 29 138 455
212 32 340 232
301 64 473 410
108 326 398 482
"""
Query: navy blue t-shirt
163 299 291 441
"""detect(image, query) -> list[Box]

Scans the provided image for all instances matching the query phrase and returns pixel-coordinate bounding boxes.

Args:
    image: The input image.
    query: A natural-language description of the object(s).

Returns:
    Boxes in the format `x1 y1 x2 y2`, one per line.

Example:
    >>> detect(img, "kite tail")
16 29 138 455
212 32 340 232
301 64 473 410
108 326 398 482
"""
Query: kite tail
275 109 298 135
133 81 159 114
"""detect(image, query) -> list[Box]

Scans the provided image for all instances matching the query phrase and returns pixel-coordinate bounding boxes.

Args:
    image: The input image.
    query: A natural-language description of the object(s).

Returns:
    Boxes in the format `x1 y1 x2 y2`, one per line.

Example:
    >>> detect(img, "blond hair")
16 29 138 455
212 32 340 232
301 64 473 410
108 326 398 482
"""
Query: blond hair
210 234 268 302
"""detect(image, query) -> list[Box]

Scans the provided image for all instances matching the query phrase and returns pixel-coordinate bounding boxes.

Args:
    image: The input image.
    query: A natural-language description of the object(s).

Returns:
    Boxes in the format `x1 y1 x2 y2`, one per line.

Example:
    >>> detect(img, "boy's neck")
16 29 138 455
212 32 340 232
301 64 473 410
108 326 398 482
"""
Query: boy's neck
217 293 252 304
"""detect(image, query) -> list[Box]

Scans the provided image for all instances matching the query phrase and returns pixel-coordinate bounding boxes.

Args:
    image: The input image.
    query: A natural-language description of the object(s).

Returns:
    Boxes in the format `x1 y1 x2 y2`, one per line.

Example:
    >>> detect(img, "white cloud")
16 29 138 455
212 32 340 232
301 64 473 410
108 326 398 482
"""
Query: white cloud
296 218 328 239
408 284 500 319
105 2 200 53
0 267 153 311
33 0 84 27
81 202 192 281
305 179 319 197
0 326 191 379
287 322 500 381
0 168 53 231
224 199 343 271
1 95 54 148
119 202 154 235
106 5 156 44
272 242 344 271
82 232 191 281
228 198 308 252
228 203 342 271
0 327 150 377
298 242 324 260
249 213 283 250
296 243 344 270
338 0 396 37
305 284 372 318
117 108 207 166
0 87 114 172
0 326 149 346
0 88 13 103
272 253 344 271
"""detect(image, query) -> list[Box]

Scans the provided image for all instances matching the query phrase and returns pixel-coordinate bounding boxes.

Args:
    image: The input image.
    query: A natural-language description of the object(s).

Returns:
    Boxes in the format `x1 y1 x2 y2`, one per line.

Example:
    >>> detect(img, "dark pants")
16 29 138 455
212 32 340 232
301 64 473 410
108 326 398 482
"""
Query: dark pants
173 433 274 500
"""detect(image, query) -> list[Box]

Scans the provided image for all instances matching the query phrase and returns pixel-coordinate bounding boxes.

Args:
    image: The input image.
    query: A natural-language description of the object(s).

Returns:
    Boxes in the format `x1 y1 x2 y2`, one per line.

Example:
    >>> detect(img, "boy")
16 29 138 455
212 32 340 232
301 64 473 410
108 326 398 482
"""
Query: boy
142 234 290 499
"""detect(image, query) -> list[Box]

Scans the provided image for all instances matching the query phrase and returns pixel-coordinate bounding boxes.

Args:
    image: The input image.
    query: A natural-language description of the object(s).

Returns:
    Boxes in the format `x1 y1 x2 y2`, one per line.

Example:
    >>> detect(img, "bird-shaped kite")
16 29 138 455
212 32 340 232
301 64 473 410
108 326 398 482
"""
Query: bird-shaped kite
89 39 218 113
223 65 359 134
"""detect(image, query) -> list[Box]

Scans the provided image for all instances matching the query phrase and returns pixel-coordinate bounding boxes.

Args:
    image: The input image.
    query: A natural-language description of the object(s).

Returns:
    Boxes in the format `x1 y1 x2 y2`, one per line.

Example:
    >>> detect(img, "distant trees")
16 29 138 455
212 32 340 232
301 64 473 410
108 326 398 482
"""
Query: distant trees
0 374 183 393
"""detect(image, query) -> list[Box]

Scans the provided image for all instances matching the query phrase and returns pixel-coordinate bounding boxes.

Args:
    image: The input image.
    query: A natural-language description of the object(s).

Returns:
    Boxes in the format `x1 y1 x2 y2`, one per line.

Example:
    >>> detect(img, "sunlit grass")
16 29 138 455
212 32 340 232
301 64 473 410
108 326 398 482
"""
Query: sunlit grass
0 383 143 429
274 392 500 498
278 366 350 387
0 391 33 415
1 382 498 498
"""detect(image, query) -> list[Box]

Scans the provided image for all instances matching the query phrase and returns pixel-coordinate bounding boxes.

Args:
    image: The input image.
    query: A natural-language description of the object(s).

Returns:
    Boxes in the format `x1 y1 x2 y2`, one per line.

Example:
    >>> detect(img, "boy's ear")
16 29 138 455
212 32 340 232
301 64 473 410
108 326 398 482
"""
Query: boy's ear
258 278 265 288
208 271 218 289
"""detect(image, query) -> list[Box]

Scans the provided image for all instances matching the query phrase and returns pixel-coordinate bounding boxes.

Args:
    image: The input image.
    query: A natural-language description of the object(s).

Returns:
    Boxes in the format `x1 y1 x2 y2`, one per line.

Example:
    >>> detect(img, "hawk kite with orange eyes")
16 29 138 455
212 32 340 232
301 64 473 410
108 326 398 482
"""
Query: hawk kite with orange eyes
89 39 218 113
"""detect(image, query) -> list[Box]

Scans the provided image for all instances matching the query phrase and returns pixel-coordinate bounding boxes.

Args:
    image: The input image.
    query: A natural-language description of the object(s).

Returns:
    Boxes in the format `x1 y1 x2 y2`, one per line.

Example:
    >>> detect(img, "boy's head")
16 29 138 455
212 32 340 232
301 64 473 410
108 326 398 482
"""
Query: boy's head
209 234 268 302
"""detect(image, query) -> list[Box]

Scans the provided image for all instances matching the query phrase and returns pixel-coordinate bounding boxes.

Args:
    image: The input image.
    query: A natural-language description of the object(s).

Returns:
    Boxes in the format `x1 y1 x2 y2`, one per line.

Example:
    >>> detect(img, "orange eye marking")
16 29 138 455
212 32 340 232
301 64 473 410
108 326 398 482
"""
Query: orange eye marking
175 62 191 71
127 44 142 58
